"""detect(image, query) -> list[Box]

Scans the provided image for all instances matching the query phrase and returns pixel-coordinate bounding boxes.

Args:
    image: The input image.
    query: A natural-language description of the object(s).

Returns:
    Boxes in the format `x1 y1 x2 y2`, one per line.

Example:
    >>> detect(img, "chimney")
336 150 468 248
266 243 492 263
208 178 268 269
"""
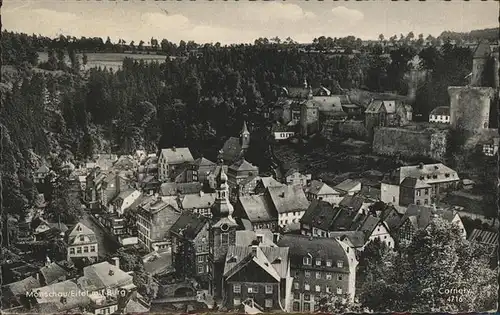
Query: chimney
279 192 285 198
172 146 176 152
418 162 424 169
199 190 204 197
109 270 115 276
112 257 120 269
273 233 280 243
251 245 258 257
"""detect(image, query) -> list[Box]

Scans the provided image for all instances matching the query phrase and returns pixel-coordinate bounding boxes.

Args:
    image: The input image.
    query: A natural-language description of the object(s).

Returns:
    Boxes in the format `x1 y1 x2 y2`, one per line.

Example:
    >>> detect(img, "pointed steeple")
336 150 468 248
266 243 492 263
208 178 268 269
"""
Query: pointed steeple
240 121 250 150
212 166 234 218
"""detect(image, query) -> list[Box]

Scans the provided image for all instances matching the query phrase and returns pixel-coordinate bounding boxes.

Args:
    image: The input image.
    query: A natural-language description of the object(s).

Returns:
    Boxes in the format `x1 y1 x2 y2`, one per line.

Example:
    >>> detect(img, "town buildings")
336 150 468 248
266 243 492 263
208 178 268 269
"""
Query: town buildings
365 99 413 137
219 122 251 165
67 222 99 262
304 180 342 205
429 106 451 124
277 234 358 311
158 147 194 182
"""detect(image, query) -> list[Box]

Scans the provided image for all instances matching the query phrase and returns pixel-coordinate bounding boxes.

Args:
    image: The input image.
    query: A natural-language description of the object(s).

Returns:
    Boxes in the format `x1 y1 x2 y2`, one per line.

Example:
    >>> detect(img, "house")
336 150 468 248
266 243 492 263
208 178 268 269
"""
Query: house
137 174 161 195
312 95 348 119
300 200 347 237
254 176 284 194
429 106 451 123
158 147 194 182
85 169 130 211
227 159 259 202
304 180 342 205
170 212 211 283
185 157 217 183
218 122 251 165
235 229 279 247
108 189 142 216
92 154 119 171
34 164 50 184
179 191 217 218
381 163 460 206
277 234 358 311
334 179 362 196
341 104 363 119
271 122 296 141
339 194 368 215
223 244 291 312
326 231 366 252
396 204 466 246
267 185 310 231
285 169 311 187
34 219 68 241
160 182 202 197
468 229 498 255
350 214 395 249
2 276 41 309
31 280 90 313
365 99 412 136
469 128 500 156
234 194 278 230
136 195 182 252
38 262 68 286
67 222 99 262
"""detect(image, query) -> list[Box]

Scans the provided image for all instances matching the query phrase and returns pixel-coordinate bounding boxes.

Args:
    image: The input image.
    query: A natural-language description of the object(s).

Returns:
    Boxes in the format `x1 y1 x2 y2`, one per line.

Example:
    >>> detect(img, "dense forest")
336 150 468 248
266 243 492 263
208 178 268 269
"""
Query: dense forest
0 30 494 223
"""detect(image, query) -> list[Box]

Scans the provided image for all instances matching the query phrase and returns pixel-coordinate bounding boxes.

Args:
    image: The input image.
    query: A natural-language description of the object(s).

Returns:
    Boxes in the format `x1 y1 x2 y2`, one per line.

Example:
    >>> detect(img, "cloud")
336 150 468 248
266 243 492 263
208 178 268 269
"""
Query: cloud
242 2 316 23
331 6 364 24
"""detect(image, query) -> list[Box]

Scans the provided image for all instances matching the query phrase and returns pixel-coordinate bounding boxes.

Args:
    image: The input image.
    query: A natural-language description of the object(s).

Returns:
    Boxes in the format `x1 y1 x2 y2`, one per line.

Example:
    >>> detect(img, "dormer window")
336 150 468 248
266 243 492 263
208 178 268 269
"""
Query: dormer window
337 260 344 268
77 226 82 232
303 256 312 265
326 259 332 267
315 259 321 266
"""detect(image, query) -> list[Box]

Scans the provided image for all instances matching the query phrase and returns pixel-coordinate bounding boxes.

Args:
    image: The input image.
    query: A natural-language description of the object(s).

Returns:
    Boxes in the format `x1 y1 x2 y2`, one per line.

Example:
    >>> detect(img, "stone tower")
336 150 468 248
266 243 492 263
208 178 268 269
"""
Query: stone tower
471 42 491 87
300 99 320 137
240 121 250 151
448 86 494 132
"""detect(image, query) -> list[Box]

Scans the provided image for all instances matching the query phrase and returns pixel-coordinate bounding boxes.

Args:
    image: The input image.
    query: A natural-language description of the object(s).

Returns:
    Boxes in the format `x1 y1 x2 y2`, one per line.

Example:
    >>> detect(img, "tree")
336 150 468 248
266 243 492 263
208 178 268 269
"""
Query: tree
56 49 66 71
82 53 88 68
173 237 196 280
138 40 144 51
359 218 498 312
357 238 390 288
45 168 83 224
49 239 68 261
378 34 385 42
47 49 58 71
317 293 368 313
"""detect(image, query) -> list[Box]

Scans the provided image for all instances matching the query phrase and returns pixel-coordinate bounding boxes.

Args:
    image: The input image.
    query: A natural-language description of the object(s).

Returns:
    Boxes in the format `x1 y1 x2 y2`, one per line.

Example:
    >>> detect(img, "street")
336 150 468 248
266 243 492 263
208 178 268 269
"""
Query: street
81 212 119 258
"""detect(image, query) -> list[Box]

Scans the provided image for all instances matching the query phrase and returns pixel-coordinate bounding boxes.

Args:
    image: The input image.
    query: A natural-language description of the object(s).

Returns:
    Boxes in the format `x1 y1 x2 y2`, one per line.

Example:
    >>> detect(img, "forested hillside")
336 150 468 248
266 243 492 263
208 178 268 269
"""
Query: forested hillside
0 31 483 221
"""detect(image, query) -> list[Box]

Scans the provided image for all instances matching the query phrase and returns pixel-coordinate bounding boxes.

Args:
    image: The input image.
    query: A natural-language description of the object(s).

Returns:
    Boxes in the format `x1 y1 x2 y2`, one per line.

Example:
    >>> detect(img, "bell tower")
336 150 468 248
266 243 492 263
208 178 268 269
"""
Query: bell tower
240 121 250 150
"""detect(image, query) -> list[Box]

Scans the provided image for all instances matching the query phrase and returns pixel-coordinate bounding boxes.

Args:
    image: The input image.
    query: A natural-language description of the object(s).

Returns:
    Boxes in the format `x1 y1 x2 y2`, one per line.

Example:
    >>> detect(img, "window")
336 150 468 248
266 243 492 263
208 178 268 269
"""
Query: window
83 246 89 253
77 247 82 254
424 199 428 205
315 259 321 266
416 200 420 205
338 275 343 281
198 256 204 263
90 246 96 252
337 261 343 268
326 273 332 280
416 190 421 197
316 272 321 279
221 233 229 245
257 236 263 243
198 265 204 273
248 286 258 293
265 285 273 294
304 294 310 301
392 196 395 203
326 260 332 267
293 302 300 311
425 188 429 195
233 298 241 306
304 284 310 291
337 287 343 295
326 286 331 293
315 285 321 292
294 282 299 290
233 284 241 293
303 303 310 311
79 236 85 242
293 292 300 300
197 244 203 251
265 299 273 308
303 256 311 265
70 248 75 254
305 271 311 278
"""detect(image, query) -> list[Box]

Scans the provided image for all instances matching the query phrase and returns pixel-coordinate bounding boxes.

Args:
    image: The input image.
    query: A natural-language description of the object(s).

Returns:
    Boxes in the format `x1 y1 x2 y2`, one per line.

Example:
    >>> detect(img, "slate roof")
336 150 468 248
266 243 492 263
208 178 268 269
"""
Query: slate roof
35 280 90 312
160 148 194 165
160 182 202 196
139 196 179 214
5 276 41 298
339 195 365 212
180 192 216 210
79 261 133 292
286 87 311 99
312 96 346 113
36 165 50 174
229 159 258 173
224 245 289 280
235 230 277 247
400 177 432 189
220 137 244 163
300 200 342 231
39 263 68 285
469 229 498 246
396 163 459 185
170 212 208 239
68 222 97 245
328 231 366 248
266 185 310 214
271 123 295 133
334 179 361 193
354 215 382 238
277 234 349 272
238 194 277 223
365 100 385 114
259 177 283 188
305 180 339 196
191 157 216 168
380 206 404 231
430 106 450 116
400 204 457 230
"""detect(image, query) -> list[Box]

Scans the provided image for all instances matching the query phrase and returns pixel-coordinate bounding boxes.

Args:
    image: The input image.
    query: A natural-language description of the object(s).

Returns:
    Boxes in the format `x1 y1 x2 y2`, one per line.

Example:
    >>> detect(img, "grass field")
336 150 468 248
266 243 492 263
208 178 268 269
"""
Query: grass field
37 52 169 71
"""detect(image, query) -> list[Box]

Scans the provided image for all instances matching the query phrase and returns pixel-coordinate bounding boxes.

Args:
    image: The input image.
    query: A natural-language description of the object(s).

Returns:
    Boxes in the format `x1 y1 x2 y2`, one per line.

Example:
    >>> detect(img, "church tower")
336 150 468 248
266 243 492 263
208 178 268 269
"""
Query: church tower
240 121 250 150
209 166 240 297
471 42 491 87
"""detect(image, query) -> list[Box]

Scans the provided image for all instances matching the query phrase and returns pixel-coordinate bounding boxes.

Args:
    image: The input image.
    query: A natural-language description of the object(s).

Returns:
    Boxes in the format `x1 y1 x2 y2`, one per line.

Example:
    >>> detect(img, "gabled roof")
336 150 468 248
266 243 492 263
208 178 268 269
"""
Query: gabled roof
69 222 95 238
235 229 277 247
354 215 382 238
400 177 432 189
143 249 174 276
39 263 68 285
160 182 202 196
79 261 133 291
191 157 216 168
259 177 283 189
229 159 258 173
35 280 90 312
430 106 450 116
397 163 459 185
139 196 178 214
380 206 404 231
170 212 208 239
312 96 345 113
334 179 361 193
286 87 310 99
339 195 365 212
180 192 216 210
36 165 50 174
328 231 366 248
238 194 277 223
305 180 339 196
300 200 341 231
271 123 295 133
400 204 458 230
5 276 41 298
160 147 194 164
266 185 310 214
365 100 385 114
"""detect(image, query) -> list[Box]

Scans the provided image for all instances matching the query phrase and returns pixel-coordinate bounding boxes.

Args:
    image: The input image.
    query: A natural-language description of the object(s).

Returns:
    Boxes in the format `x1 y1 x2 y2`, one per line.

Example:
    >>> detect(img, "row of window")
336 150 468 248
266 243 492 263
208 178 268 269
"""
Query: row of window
233 284 274 294
303 257 343 268
233 298 273 308
293 284 343 294
69 245 96 254
302 271 343 281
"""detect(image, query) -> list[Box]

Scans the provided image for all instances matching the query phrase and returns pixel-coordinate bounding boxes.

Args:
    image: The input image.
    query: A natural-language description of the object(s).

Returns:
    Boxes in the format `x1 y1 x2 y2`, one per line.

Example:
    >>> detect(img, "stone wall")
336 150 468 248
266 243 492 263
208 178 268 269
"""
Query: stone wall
448 86 494 132
373 127 449 161
321 119 368 140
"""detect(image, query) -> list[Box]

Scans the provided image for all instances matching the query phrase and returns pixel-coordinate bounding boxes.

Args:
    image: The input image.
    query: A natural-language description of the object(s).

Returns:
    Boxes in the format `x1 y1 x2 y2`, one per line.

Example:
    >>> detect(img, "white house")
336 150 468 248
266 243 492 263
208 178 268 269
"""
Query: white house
304 180 343 205
109 189 142 216
67 222 99 261
429 106 451 123
334 179 362 196
158 147 194 182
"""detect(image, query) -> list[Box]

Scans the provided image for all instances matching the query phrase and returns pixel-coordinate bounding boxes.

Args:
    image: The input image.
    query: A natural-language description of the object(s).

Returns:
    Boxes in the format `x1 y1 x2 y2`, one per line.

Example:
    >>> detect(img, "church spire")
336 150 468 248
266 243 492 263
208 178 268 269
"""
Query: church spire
241 121 250 150
212 166 234 218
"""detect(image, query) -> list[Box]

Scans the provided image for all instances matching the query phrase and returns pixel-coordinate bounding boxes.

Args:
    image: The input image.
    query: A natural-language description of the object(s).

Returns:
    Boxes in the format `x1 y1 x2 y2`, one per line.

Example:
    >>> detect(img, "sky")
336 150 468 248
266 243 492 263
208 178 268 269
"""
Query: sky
3 0 499 45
